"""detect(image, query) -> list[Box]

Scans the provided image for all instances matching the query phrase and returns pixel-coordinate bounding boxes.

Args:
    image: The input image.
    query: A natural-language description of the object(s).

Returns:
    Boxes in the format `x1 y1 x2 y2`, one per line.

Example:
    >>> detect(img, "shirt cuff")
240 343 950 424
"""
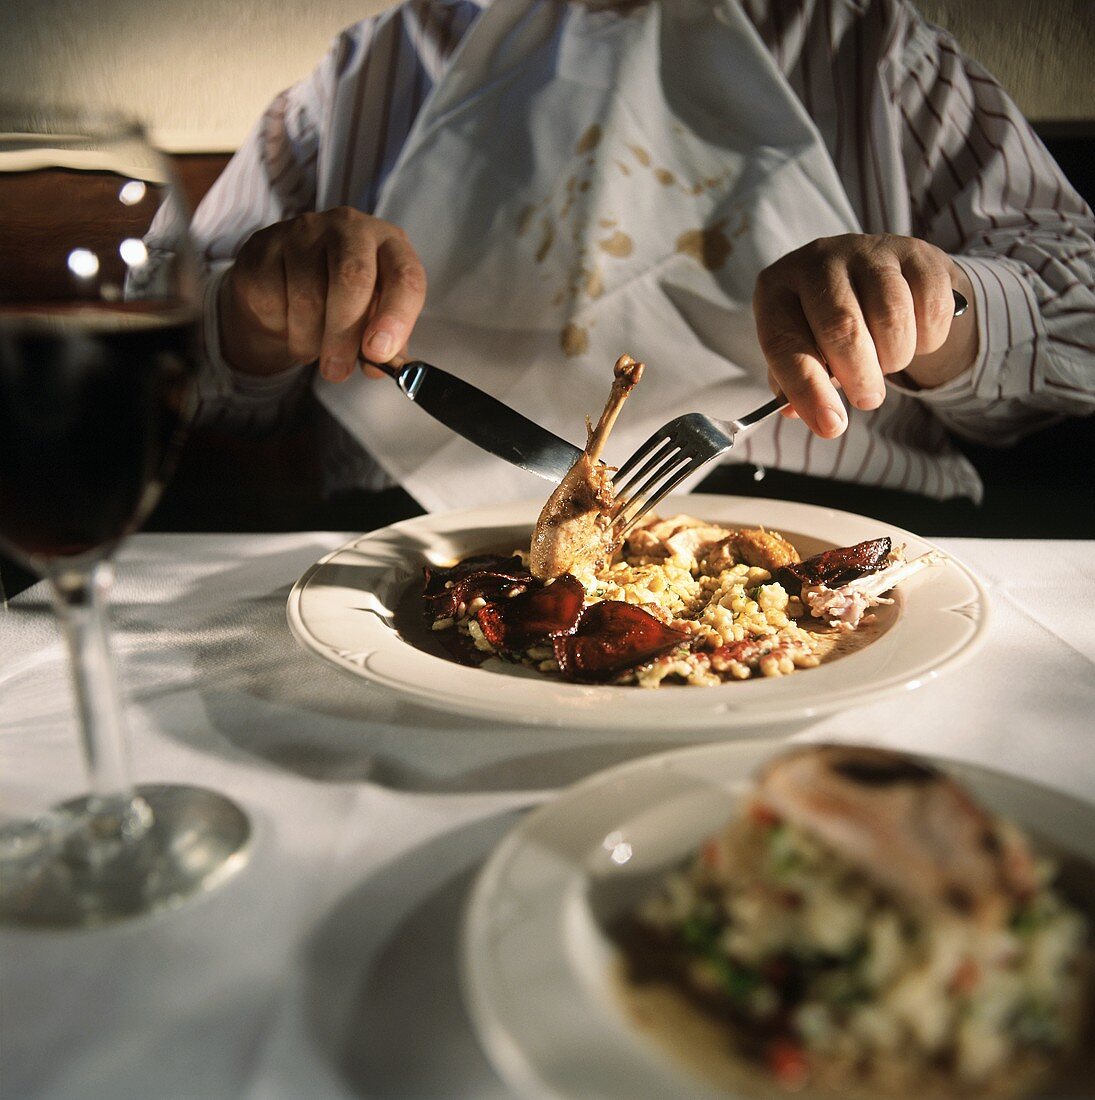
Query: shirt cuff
199 262 309 406
887 255 1042 413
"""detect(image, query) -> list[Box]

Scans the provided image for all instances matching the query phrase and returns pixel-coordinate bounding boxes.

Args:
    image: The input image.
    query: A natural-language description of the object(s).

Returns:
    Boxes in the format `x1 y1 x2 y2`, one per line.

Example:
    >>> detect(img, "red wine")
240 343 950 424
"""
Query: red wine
0 310 199 564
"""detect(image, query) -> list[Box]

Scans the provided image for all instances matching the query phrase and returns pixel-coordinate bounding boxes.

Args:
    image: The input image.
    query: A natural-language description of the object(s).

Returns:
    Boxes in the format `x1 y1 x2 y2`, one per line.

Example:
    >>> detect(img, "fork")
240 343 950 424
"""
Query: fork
610 397 787 533
611 289 969 533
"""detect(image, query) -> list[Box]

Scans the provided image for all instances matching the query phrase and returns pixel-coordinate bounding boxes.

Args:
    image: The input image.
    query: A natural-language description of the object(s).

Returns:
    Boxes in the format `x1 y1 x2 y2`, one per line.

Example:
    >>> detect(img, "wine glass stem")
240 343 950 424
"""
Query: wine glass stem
49 561 142 830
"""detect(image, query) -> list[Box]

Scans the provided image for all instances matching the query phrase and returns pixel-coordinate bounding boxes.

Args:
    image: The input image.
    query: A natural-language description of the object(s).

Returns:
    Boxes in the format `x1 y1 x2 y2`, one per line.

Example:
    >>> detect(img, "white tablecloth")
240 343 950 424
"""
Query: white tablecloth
2 534 1093 1099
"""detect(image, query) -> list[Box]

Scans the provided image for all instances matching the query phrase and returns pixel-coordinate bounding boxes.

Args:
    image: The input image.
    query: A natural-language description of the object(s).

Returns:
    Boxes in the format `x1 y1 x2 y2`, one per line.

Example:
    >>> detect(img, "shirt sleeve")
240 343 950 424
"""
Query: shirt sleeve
889 7 1095 445
175 32 348 435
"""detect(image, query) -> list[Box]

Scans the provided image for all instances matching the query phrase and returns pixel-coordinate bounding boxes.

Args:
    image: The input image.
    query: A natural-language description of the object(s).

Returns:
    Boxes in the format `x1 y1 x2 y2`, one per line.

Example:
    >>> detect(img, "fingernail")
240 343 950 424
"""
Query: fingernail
322 358 349 382
858 389 885 411
366 331 393 360
817 406 845 437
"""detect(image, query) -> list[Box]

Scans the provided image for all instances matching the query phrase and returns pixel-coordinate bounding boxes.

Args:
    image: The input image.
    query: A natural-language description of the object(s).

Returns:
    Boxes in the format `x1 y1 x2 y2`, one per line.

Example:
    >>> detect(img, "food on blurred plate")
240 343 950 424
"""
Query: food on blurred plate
613 745 1091 1098
422 355 941 685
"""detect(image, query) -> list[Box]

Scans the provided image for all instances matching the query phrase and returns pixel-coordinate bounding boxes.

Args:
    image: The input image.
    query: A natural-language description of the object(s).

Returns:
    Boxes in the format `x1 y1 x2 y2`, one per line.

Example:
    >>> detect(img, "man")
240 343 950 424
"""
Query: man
173 0 1094 520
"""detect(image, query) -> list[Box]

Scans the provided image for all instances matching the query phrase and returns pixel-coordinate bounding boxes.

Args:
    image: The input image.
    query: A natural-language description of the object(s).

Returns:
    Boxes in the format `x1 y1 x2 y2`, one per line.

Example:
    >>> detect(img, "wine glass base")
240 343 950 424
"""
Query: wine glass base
0 784 251 929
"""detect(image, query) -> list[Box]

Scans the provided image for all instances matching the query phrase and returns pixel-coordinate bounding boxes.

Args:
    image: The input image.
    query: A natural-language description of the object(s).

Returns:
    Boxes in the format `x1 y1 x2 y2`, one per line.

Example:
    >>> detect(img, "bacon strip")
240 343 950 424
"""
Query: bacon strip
422 554 526 596
423 568 534 619
772 537 891 590
554 601 691 683
476 574 586 651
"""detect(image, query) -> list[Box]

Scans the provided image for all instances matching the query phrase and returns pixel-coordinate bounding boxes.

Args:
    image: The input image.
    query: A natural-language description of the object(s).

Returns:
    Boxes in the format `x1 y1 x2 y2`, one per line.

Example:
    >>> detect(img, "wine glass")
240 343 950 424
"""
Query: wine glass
0 106 250 927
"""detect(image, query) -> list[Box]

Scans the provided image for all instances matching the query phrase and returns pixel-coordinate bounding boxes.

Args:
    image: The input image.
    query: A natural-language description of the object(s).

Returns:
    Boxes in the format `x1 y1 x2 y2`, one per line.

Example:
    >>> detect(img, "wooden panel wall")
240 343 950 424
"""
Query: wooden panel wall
175 153 231 211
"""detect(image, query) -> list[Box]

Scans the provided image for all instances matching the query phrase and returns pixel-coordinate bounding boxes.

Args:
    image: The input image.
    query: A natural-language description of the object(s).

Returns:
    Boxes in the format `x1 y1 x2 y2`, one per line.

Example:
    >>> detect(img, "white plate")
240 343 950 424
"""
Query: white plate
461 740 1095 1100
286 494 988 731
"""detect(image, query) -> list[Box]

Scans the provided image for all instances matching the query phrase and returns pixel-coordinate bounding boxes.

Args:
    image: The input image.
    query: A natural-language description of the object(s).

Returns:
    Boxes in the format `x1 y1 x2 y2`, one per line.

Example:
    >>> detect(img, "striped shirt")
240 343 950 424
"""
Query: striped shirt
187 0 1095 502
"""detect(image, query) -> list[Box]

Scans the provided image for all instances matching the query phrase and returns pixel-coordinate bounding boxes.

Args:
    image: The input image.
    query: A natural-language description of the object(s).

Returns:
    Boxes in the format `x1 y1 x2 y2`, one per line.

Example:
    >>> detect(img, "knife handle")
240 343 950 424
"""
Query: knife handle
359 352 409 378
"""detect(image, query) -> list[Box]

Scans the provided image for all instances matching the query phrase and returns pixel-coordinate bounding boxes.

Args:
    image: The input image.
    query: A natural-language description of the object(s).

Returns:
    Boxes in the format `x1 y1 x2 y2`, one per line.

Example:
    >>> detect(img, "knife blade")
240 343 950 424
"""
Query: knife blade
361 354 583 482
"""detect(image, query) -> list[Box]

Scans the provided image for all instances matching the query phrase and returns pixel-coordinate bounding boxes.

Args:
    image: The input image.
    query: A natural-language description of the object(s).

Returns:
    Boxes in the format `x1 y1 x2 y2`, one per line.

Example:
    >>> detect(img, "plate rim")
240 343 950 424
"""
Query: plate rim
286 493 991 730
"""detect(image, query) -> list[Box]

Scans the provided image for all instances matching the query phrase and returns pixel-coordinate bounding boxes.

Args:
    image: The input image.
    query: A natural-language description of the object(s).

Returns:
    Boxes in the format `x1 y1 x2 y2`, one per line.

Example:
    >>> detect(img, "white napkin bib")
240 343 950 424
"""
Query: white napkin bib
316 0 861 512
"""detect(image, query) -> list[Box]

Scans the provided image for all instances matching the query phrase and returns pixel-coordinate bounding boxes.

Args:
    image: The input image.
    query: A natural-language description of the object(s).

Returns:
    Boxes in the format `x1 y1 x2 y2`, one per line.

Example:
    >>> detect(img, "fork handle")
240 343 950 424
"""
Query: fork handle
730 393 788 433
734 289 968 432
735 289 967 432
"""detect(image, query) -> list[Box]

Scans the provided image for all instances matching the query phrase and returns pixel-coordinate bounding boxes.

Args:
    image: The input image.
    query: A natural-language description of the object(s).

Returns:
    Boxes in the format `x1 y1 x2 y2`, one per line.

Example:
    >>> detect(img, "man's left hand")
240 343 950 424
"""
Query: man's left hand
753 233 978 438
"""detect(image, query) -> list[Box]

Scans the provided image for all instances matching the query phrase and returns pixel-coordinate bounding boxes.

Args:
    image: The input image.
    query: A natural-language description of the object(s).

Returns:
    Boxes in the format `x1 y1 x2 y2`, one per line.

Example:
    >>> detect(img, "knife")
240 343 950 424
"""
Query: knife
360 353 583 482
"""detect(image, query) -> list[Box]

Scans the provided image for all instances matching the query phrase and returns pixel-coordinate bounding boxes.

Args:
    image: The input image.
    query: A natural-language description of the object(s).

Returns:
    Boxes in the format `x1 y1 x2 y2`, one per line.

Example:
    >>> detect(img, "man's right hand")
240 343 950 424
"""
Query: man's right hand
217 207 427 381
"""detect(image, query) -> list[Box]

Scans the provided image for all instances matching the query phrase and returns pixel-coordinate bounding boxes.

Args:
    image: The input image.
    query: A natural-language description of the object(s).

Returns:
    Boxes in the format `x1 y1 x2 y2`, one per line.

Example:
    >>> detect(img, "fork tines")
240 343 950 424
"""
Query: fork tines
611 416 703 534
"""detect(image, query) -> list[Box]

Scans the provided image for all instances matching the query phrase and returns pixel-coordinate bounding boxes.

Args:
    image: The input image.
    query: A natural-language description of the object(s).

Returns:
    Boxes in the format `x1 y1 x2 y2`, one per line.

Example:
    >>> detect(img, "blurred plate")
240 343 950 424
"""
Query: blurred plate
286 494 987 731
461 739 1095 1099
